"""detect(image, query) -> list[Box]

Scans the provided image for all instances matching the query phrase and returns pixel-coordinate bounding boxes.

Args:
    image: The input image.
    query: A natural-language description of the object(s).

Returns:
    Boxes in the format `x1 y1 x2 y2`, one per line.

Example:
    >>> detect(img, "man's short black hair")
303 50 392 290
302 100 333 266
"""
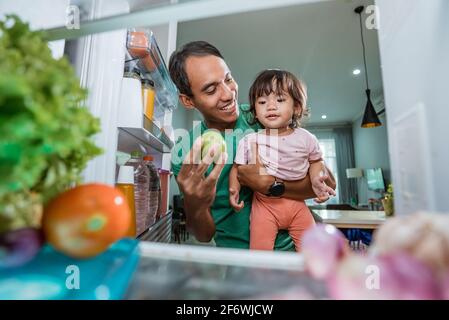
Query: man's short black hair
169 41 224 97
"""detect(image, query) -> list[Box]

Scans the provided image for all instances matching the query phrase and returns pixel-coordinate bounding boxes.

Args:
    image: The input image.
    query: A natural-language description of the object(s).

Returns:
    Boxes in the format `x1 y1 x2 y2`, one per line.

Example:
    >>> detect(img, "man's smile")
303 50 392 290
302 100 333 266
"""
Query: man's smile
219 100 236 113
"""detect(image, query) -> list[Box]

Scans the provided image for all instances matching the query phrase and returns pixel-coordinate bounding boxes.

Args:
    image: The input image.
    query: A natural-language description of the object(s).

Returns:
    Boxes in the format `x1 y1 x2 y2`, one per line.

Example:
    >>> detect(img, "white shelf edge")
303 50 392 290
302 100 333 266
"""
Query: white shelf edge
138 241 305 271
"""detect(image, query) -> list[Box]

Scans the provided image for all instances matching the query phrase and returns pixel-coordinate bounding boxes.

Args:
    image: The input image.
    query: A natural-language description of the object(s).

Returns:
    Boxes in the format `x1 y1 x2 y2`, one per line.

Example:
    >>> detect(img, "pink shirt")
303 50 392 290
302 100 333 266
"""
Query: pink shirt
234 128 322 181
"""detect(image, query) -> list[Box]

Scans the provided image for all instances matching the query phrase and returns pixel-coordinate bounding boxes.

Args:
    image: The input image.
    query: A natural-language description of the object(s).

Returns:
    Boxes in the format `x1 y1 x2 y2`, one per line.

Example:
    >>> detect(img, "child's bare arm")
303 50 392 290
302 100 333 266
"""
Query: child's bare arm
229 164 244 211
309 161 336 203
230 164 240 191
309 160 326 180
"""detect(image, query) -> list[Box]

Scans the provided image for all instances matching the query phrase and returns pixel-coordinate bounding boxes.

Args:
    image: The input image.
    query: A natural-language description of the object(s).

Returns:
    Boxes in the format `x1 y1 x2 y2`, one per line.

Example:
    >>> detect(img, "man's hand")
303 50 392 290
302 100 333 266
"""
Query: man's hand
236 142 273 194
176 137 227 241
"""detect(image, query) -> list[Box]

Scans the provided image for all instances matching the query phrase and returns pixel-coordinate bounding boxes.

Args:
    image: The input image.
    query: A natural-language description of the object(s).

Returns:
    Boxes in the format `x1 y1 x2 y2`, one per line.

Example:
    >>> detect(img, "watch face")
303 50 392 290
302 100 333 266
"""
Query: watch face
270 182 285 197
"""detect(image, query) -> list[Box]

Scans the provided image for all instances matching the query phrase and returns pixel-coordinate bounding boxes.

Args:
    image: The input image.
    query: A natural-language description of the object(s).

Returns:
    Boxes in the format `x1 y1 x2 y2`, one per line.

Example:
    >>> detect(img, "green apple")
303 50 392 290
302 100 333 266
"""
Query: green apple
201 130 227 163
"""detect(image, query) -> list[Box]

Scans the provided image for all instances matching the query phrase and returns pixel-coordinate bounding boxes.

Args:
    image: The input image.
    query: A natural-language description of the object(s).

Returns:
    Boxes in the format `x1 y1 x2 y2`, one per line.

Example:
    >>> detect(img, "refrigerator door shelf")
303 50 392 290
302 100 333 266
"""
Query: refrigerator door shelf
117 77 173 153
118 122 173 154
127 29 178 113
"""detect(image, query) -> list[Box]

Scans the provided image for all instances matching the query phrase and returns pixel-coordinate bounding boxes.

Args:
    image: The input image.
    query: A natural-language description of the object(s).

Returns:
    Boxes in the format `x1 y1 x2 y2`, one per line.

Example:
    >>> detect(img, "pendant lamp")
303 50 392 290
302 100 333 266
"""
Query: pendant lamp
355 6 382 128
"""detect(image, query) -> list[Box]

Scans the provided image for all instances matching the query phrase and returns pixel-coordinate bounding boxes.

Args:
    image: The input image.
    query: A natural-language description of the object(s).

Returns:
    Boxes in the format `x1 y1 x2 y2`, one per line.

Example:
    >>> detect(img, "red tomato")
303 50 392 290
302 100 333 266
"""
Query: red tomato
42 183 132 258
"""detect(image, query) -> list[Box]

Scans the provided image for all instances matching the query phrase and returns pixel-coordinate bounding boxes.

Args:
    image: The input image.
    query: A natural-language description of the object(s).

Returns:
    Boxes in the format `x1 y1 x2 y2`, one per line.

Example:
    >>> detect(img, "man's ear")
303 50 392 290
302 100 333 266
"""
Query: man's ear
179 94 196 110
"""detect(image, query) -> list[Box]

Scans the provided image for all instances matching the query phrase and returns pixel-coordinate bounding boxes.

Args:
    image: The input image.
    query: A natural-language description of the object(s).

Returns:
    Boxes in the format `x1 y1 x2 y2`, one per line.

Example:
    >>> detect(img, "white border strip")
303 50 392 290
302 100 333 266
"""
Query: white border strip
138 242 305 271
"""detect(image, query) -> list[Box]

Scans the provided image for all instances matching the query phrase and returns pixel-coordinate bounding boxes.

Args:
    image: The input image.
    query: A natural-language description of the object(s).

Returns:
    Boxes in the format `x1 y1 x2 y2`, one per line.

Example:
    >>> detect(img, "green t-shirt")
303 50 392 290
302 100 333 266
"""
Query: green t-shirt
171 104 294 251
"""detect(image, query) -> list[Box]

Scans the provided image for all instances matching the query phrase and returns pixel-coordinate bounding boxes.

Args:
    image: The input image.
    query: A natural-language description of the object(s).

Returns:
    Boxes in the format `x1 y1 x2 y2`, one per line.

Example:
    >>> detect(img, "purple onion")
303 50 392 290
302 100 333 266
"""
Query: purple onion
327 252 441 300
380 253 440 299
302 224 348 280
0 228 44 268
327 254 381 299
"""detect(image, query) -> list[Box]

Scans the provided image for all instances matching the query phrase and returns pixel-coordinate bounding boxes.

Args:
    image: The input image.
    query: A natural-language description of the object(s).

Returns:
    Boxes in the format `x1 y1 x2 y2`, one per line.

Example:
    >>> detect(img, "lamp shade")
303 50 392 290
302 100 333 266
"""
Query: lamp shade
361 90 382 128
346 168 363 179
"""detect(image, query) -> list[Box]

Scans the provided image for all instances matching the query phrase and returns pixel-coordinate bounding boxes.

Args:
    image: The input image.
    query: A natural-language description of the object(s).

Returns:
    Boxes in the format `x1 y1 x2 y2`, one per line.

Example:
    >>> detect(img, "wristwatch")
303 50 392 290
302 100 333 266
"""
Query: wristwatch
266 177 285 197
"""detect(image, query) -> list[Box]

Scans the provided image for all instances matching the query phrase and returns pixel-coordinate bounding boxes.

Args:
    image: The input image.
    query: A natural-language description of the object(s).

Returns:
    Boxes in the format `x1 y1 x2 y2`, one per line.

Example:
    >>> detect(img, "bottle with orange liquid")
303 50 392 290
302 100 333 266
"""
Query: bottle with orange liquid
142 79 155 120
116 165 137 237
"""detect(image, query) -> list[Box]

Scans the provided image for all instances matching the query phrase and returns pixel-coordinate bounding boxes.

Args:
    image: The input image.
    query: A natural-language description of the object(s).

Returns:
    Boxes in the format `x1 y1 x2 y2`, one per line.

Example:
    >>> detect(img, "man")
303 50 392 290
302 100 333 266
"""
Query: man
169 41 336 250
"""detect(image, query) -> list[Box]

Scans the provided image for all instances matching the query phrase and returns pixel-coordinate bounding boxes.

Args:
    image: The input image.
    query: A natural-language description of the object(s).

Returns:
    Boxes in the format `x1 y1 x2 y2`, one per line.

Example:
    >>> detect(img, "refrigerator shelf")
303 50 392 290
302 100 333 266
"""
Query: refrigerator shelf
125 242 329 300
138 210 173 243
118 117 173 153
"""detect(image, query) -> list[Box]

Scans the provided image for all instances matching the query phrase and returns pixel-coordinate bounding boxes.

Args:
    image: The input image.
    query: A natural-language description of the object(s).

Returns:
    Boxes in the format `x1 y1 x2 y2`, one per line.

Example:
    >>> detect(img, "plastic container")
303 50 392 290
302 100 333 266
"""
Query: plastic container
127 151 150 236
143 155 160 227
0 239 140 300
127 30 159 72
142 79 155 120
127 31 149 59
115 165 137 238
118 77 145 130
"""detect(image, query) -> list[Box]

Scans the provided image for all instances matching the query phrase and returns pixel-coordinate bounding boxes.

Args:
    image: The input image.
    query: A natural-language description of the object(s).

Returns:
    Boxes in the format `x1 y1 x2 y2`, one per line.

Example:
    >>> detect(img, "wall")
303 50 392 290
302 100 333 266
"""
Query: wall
376 0 449 215
352 113 390 205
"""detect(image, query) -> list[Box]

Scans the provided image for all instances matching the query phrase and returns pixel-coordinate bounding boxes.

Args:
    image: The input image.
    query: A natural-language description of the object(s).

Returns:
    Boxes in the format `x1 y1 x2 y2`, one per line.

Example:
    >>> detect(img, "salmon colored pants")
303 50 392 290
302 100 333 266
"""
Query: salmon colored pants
250 192 315 252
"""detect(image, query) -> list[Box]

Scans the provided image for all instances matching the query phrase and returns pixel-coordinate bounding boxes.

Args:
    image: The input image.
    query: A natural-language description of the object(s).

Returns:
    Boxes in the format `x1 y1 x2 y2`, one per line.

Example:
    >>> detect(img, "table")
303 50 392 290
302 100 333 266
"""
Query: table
313 209 386 229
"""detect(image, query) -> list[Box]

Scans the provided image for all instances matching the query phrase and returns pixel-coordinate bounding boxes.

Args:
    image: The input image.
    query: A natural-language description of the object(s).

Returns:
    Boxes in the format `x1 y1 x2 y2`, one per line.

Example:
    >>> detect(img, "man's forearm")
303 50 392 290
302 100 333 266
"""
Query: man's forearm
283 165 337 201
325 167 337 190
283 175 316 201
184 201 216 242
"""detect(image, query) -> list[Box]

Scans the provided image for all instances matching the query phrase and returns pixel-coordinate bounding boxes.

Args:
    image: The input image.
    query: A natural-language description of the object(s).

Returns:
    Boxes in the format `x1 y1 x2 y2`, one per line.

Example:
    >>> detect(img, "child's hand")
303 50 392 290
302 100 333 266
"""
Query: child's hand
229 188 244 212
311 174 336 204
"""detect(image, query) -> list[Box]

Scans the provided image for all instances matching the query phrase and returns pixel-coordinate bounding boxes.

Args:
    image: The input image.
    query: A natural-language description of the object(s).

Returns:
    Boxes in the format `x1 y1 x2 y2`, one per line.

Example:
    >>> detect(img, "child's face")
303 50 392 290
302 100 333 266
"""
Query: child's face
255 90 299 129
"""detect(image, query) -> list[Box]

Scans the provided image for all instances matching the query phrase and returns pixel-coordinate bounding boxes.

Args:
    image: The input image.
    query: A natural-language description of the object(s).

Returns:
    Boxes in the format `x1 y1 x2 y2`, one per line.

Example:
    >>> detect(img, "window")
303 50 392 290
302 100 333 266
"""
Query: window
318 138 340 204
306 137 340 205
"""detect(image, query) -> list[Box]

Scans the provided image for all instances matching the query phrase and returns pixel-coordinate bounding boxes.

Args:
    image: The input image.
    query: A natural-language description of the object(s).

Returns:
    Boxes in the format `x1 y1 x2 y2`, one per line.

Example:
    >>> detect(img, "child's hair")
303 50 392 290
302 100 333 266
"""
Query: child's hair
247 69 309 128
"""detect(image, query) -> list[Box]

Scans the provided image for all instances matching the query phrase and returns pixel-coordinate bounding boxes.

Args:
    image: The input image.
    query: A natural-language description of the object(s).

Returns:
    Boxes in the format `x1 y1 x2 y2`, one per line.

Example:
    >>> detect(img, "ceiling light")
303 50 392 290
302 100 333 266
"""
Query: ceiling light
353 69 361 75
321 115 327 119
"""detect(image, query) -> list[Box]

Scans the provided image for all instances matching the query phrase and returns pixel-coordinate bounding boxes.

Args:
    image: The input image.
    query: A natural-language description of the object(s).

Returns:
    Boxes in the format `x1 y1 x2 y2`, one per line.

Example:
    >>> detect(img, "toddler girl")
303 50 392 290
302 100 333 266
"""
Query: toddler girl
229 69 335 251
